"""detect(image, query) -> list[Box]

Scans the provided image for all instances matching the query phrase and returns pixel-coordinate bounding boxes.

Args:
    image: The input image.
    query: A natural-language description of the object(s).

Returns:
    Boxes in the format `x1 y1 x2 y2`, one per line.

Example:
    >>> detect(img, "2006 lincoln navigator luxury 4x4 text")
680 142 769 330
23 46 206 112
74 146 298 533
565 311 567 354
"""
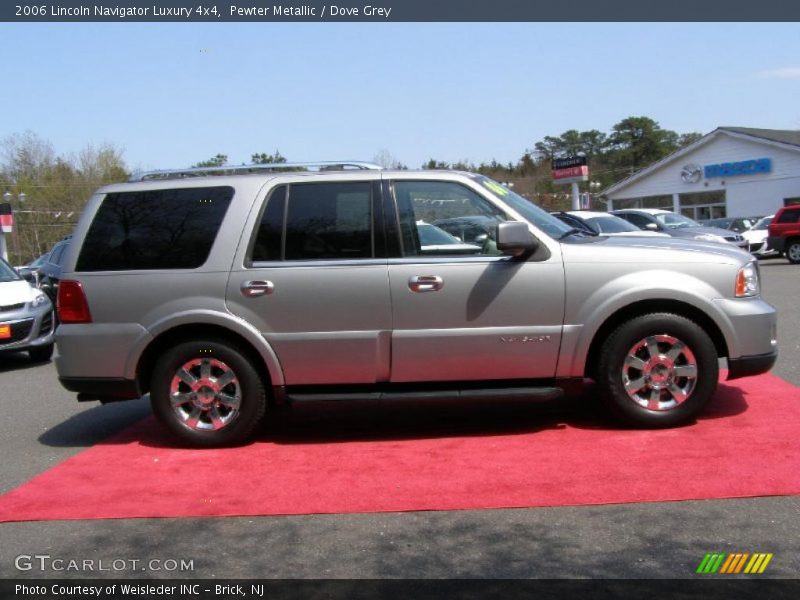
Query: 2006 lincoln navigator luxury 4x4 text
54 162 777 446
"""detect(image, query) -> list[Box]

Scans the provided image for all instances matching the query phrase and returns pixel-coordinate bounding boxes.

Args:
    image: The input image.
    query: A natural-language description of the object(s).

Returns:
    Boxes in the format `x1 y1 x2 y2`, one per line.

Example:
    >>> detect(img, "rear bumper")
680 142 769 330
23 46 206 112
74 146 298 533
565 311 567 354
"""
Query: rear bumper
767 236 786 253
727 351 778 380
59 377 141 402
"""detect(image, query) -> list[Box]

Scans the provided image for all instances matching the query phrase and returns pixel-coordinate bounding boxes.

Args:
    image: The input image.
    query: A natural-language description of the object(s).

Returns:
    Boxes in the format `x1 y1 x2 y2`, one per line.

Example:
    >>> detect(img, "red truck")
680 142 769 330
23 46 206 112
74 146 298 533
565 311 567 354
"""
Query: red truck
767 205 800 264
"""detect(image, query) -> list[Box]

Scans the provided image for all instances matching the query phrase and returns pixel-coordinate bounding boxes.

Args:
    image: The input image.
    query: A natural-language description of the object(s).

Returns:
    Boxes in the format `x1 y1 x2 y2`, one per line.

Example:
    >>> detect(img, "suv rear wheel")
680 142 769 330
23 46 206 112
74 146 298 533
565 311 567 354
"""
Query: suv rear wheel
785 239 800 264
150 340 266 447
596 313 718 427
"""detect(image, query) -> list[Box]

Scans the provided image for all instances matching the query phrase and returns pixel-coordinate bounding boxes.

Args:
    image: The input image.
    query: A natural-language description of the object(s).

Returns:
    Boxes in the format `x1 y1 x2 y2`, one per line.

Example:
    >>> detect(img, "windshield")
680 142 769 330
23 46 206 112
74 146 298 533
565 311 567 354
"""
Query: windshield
0 258 21 282
472 175 572 239
585 215 641 234
655 212 700 229
753 216 773 230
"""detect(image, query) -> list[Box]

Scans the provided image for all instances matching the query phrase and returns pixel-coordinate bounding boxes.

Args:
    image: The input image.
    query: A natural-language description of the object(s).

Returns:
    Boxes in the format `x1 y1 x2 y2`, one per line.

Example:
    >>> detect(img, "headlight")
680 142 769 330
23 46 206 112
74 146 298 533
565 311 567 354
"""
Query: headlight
694 233 726 244
735 261 760 298
31 291 50 308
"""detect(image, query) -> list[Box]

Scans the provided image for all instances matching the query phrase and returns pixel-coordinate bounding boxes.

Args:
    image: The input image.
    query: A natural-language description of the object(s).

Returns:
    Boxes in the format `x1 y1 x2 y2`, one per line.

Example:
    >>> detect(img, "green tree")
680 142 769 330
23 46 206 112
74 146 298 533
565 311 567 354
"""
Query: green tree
1 132 129 263
604 116 680 170
251 150 287 164
422 159 450 170
192 154 227 168
678 132 704 147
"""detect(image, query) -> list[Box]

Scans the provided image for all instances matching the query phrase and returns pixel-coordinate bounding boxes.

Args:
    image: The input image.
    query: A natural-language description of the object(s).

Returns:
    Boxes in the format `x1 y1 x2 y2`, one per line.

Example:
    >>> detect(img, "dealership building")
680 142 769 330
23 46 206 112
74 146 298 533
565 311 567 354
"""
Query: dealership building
602 127 800 221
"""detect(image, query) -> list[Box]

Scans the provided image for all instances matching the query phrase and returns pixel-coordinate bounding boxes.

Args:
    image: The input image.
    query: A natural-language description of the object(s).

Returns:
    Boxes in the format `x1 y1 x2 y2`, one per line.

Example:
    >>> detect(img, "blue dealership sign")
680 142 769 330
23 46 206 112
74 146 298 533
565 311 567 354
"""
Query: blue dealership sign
704 158 771 178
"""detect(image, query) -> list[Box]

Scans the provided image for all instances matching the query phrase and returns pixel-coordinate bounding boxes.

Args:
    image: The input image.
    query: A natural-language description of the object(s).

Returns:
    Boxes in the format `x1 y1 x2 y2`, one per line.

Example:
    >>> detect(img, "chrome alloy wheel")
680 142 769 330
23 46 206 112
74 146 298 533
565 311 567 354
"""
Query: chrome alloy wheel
621 334 698 411
787 243 800 263
169 358 242 431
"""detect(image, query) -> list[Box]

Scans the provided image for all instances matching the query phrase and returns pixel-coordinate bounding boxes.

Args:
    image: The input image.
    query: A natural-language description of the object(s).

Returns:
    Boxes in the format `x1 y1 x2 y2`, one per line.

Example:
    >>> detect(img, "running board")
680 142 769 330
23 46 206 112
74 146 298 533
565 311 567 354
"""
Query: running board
286 386 564 403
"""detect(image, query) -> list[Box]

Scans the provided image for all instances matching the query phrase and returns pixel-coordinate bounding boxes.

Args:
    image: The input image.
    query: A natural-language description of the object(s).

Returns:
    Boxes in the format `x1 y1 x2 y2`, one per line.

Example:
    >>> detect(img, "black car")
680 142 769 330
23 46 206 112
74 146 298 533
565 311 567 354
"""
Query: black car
14 252 50 283
37 237 71 303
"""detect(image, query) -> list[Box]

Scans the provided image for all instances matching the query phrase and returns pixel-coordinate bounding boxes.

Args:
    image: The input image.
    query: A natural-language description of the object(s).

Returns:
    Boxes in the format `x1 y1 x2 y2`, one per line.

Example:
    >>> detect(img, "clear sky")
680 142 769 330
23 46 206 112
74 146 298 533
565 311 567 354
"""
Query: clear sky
1 22 799 171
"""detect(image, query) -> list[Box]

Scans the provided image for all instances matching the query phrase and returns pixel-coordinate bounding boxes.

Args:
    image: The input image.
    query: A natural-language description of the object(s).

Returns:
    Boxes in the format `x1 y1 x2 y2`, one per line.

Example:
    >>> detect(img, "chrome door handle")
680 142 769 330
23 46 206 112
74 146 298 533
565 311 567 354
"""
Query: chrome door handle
241 280 274 297
408 275 443 293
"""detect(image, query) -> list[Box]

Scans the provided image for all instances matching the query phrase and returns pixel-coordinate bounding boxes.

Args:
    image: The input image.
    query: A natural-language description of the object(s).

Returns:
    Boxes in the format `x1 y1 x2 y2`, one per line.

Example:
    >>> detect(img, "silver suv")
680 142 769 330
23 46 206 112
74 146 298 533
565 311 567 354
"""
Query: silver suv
55 162 778 446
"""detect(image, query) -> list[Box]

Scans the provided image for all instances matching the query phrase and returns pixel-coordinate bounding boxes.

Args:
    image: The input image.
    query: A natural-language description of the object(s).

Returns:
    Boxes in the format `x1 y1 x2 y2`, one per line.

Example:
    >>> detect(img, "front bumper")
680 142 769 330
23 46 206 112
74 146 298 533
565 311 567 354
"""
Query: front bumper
0 303 55 354
59 376 141 402
728 351 778 380
713 296 777 377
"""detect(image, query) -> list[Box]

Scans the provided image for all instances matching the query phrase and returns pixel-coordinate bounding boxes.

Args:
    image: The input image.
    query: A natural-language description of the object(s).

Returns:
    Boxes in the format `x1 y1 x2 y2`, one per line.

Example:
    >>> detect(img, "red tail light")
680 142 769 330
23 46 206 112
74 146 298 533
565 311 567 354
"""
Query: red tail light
57 280 92 324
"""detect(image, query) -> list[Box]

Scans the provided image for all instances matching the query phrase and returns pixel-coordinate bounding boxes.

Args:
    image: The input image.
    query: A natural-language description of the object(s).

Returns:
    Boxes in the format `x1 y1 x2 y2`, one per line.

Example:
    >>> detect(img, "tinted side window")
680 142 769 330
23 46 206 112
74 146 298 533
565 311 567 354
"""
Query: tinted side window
620 213 652 229
48 243 67 265
777 209 800 224
250 182 374 262
251 186 287 262
77 186 233 271
284 182 373 260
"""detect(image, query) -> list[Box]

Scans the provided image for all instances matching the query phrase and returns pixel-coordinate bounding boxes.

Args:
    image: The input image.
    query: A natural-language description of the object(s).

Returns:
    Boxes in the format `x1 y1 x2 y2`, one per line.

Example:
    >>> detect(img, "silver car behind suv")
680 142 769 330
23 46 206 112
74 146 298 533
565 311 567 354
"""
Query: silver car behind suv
54 163 777 446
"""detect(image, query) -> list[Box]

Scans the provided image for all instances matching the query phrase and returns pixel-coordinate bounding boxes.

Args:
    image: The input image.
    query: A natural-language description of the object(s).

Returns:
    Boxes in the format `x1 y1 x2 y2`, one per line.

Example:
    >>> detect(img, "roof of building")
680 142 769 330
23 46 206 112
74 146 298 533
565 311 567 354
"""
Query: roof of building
718 127 800 148
602 127 800 197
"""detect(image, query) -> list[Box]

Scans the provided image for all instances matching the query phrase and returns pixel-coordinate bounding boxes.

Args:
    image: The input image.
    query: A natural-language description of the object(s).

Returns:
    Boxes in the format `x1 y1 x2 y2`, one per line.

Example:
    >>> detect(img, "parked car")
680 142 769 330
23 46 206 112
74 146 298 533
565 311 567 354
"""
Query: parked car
431 215 501 244
36 236 71 303
416 222 482 254
742 215 778 258
55 162 777 447
551 211 670 238
701 217 762 234
14 252 50 283
0 256 55 361
611 209 749 249
767 205 800 264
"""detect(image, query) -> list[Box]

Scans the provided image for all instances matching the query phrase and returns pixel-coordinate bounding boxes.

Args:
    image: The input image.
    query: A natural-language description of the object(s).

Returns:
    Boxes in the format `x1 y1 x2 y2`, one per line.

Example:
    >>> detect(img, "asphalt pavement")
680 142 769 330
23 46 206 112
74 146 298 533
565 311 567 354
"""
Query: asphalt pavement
0 259 798 579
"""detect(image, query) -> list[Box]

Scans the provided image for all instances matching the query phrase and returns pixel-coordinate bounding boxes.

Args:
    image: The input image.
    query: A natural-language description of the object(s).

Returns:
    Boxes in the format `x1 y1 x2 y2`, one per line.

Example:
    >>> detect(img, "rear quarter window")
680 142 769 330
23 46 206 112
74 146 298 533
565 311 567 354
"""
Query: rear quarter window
776 209 800 224
76 186 233 271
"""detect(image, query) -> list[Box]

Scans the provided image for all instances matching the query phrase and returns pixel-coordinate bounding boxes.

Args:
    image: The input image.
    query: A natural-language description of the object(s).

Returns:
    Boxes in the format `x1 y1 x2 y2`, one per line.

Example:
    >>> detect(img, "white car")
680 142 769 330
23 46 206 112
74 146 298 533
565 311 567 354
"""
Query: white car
0 257 55 361
553 211 670 238
742 215 778 258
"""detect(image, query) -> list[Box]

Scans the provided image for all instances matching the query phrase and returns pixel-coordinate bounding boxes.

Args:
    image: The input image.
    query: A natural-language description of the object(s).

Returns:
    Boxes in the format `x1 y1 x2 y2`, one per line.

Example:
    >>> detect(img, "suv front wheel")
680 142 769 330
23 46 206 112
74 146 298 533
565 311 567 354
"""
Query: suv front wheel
596 313 718 427
150 340 266 447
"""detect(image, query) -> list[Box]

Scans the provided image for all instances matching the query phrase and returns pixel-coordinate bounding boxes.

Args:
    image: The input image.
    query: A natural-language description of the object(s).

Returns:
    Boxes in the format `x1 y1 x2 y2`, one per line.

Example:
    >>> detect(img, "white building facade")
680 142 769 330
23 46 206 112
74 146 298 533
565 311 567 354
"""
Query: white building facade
602 127 800 221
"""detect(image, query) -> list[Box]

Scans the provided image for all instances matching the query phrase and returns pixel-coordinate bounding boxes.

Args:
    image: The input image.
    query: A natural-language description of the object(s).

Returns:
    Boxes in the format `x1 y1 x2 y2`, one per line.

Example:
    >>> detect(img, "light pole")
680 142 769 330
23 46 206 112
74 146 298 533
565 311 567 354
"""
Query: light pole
588 181 602 210
2 191 26 264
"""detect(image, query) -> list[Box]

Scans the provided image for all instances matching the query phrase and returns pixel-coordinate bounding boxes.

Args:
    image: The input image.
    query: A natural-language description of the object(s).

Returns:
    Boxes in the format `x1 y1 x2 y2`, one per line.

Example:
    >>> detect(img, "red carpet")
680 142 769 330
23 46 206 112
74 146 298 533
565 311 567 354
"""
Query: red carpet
0 373 798 522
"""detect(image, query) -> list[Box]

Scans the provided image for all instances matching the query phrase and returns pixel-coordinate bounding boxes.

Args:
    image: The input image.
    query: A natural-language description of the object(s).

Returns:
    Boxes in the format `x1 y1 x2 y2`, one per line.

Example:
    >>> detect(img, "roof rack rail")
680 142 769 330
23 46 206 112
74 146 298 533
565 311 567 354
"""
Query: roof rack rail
130 161 384 182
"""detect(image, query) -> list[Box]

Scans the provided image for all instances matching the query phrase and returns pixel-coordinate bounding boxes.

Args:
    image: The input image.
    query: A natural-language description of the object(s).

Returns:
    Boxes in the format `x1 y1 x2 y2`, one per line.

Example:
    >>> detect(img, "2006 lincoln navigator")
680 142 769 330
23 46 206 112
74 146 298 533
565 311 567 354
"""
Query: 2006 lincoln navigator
54 162 778 446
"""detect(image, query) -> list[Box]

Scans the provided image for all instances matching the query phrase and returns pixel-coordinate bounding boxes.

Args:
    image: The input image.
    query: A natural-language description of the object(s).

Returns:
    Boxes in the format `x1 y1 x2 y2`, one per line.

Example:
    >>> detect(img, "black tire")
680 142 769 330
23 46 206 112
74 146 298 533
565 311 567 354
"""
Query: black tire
29 343 54 362
150 340 266 447
595 313 718 428
785 240 800 264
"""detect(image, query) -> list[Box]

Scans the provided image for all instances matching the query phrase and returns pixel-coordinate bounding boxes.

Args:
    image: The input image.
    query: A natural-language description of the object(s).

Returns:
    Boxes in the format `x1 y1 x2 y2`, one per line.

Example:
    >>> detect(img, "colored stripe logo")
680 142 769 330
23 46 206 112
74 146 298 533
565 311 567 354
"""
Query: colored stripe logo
697 553 773 574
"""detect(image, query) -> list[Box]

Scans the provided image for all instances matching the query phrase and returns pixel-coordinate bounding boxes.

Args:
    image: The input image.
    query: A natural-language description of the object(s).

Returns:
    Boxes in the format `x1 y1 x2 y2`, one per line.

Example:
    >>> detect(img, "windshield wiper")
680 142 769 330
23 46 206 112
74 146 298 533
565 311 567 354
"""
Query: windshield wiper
558 227 598 240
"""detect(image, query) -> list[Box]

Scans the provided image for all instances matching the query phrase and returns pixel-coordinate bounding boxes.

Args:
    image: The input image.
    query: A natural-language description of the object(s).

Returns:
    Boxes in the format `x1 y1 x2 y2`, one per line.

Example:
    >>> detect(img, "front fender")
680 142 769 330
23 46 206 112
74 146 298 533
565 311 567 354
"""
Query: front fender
556 269 736 378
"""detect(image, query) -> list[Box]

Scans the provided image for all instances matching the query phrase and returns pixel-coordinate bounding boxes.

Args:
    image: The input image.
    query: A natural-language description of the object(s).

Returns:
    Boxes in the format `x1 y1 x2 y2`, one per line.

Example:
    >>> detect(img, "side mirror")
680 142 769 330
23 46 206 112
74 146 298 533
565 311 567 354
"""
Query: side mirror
645 222 659 231
496 221 538 257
